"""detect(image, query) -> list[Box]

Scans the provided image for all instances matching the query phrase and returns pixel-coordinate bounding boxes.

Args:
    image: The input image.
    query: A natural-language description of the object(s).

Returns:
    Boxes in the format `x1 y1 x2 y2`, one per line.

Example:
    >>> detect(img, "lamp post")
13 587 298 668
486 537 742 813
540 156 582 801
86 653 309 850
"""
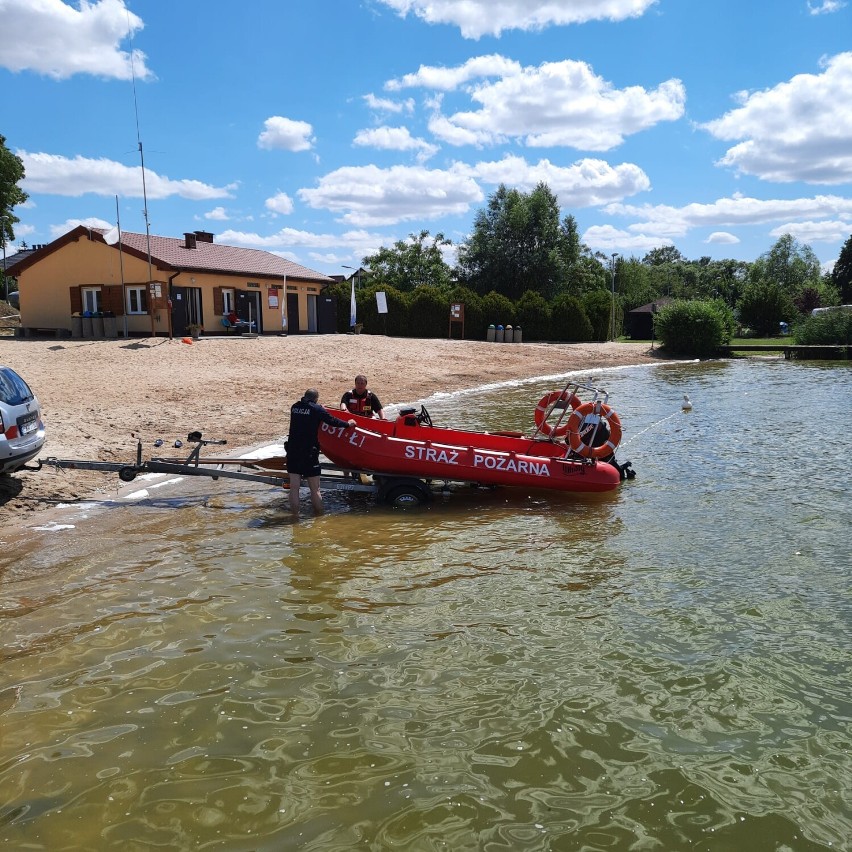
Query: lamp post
610 253 619 341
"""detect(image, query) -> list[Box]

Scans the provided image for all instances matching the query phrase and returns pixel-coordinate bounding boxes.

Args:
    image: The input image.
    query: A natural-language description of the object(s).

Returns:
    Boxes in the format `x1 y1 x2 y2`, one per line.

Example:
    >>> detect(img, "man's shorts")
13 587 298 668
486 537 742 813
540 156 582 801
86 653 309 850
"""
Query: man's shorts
285 446 321 477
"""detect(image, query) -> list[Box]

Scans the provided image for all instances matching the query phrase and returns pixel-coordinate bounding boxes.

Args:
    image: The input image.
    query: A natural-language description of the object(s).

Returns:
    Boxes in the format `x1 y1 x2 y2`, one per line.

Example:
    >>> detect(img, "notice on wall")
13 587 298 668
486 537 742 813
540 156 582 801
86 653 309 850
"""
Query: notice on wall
268 288 279 309
376 291 388 314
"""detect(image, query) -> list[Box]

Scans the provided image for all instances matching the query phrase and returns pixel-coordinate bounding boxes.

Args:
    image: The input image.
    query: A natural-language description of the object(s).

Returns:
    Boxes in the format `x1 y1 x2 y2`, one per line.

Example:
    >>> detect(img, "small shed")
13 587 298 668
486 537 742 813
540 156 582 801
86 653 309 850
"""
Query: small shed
627 297 672 339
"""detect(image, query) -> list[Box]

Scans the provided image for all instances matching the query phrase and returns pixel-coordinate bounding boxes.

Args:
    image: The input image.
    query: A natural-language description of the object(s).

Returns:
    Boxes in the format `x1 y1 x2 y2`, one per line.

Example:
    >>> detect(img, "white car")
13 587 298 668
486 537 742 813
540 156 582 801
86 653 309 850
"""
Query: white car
0 366 46 474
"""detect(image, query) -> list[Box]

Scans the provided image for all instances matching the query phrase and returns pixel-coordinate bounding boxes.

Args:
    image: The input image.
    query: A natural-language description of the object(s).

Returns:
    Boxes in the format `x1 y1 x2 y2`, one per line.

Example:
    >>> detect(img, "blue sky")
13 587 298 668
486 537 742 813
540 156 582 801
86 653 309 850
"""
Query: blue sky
2 0 851 276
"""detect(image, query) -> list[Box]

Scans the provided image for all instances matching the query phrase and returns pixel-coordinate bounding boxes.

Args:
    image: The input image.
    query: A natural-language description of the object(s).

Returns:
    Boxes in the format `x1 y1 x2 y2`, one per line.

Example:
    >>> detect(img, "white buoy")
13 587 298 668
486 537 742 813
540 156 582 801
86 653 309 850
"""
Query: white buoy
682 394 693 411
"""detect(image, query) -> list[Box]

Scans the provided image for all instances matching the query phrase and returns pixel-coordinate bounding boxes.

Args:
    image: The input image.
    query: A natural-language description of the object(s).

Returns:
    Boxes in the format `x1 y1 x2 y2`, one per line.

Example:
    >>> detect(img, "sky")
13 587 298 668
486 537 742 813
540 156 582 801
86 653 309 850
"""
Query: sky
2 0 851 277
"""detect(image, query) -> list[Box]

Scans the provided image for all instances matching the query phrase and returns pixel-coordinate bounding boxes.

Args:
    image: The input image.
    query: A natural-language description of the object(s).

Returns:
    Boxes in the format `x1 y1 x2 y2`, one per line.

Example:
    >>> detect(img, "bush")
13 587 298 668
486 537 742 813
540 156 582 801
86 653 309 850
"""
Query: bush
515 290 551 341
551 294 593 341
794 310 852 345
405 287 449 338
480 291 516 331
581 290 616 341
655 299 734 357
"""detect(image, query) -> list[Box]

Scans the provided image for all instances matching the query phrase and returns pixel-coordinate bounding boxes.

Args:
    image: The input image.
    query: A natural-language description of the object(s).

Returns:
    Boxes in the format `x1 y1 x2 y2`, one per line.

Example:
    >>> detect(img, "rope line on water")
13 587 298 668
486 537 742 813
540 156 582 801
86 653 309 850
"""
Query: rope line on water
620 410 682 449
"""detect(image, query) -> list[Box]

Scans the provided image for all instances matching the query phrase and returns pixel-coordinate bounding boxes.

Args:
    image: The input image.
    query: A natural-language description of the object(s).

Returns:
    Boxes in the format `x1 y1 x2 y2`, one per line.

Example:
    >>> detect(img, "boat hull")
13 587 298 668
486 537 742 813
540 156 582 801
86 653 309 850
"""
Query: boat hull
318 410 621 494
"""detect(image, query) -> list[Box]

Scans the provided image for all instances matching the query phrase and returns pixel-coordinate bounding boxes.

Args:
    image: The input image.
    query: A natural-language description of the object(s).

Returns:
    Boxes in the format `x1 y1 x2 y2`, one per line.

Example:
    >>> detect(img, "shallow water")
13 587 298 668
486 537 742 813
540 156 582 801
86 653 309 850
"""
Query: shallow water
1 358 850 850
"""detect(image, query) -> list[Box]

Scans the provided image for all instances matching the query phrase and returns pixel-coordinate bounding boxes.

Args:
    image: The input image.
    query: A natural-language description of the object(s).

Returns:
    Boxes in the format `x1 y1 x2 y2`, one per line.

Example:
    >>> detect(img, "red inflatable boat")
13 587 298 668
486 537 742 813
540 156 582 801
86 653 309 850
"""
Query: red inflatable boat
318 385 631 496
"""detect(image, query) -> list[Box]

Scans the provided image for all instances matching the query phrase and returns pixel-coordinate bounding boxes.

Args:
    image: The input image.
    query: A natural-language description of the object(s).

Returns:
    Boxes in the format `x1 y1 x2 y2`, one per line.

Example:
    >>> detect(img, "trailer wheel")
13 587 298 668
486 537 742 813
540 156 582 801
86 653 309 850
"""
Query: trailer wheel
380 478 432 508
118 466 138 483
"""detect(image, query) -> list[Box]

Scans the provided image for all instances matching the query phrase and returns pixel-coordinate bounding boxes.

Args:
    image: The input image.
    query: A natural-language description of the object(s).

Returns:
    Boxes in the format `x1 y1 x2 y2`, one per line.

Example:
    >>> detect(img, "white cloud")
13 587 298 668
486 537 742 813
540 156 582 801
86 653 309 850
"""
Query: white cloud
265 193 295 216
218 226 385 251
605 193 852 237
298 164 484 226
768 219 852 242
19 151 235 200
257 116 315 151
49 217 113 239
363 93 415 113
204 206 229 221
464 155 650 206
387 55 522 91
583 224 673 254
407 57 684 151
0 0 151 80
702 52 852 184
376 0 658 39
705 232 740 245
353 126 439 160
807 1 846 14
218 226 391 267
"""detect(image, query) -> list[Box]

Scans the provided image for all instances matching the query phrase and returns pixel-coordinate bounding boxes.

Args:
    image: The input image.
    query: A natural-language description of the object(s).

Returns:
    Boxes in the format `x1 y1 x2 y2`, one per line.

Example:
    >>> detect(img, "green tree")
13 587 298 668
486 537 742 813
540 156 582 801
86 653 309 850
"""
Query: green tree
457 183 571 301
832 234 852 304
738 277 796 335
1 134 28 299
362 230 453 292
761 233 822 297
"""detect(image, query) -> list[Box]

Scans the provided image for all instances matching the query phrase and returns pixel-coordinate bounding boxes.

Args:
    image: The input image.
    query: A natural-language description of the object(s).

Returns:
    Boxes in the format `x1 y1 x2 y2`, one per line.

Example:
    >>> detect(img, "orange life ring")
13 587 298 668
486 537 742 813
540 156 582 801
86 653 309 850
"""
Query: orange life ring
533 391 583 438
566 402 623 458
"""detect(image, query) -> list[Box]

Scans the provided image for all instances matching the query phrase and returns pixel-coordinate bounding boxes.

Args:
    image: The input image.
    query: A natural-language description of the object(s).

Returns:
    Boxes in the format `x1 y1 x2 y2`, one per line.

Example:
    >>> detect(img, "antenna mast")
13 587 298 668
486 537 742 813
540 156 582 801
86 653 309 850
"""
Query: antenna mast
127 12 156 336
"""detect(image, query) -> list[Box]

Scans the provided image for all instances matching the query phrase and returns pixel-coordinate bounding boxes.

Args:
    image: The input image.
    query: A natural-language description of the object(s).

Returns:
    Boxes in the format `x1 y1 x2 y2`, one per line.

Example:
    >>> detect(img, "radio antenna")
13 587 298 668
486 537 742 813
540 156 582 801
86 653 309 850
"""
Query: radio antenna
127 10 153 288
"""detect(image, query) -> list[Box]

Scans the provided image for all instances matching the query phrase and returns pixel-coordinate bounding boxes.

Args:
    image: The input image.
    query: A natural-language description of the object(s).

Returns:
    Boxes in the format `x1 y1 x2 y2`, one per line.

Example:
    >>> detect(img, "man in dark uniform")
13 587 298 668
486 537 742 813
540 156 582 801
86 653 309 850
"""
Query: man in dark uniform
341 374 385 419
287 389 355 517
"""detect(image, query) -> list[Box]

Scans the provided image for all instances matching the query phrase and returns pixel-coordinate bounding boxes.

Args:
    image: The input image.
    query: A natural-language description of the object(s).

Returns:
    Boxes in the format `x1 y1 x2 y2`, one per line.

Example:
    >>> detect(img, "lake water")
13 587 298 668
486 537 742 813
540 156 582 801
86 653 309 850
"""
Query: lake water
1 358 850 851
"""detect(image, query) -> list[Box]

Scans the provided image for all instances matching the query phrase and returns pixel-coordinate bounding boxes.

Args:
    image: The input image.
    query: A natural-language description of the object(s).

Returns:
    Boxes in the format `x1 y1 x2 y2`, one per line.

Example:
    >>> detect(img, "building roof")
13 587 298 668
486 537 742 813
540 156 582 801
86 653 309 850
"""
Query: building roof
4 226 334 284
628 297 673 314
2 247 41 274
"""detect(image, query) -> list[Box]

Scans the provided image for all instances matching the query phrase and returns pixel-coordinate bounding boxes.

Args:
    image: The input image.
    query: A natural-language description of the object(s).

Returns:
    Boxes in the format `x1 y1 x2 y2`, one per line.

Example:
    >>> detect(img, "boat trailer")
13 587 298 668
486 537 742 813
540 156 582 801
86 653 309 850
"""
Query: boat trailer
32 431 455 508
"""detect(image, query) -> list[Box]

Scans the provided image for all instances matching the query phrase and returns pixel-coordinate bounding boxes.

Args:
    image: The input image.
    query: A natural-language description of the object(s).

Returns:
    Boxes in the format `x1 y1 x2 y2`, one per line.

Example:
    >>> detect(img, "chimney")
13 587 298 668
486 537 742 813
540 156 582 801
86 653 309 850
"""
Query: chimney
184 232 197 249
194 230 214 243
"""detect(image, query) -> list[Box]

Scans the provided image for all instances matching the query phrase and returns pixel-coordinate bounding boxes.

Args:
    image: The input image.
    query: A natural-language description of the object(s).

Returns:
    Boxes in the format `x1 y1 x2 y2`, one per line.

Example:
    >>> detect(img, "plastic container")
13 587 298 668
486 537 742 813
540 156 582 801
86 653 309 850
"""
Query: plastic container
486 324 496 342
504 324 513 343
514 325 522 343
495 324 505 343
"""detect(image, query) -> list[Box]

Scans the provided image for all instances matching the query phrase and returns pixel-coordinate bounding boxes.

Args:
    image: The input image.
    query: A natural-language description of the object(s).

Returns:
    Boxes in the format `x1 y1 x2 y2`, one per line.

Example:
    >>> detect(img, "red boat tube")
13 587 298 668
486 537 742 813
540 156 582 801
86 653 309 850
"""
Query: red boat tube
318 408 621 494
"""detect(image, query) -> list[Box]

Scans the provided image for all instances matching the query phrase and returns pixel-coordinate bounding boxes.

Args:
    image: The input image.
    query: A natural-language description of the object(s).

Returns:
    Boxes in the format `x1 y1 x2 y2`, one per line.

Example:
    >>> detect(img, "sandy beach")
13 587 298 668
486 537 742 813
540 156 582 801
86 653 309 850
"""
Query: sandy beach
0 335 660 528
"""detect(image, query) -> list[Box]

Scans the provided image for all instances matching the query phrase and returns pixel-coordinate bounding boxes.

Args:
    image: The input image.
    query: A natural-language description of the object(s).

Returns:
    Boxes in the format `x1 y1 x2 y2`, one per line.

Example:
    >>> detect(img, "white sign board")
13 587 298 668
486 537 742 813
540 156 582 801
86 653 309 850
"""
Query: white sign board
376 291 388 314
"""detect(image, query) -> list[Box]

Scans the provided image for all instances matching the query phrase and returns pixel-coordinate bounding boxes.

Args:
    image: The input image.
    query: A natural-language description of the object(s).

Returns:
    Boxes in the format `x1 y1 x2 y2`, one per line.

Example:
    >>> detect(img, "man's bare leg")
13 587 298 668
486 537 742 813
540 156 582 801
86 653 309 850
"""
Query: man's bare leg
288 473 302 516
306 475 324 514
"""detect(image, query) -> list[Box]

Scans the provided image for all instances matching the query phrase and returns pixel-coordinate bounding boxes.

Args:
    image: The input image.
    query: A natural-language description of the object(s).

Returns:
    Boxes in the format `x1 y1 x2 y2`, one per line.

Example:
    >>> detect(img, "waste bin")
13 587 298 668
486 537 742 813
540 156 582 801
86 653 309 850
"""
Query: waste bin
514 325 523 343
103 315 117 338
495 324 505 343
504 324 513 343
71 314 83 338
91 313 104 338
81 315 93 338
486 324 496 342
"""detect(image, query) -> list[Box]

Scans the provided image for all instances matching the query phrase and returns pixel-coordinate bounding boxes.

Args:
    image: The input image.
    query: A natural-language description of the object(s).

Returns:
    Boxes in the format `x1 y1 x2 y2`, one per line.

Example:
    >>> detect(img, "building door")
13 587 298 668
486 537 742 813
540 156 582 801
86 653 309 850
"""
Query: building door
307 294 318 333
286 293 300 333
317 294 337 333
236 290 262 333
171 285 203 335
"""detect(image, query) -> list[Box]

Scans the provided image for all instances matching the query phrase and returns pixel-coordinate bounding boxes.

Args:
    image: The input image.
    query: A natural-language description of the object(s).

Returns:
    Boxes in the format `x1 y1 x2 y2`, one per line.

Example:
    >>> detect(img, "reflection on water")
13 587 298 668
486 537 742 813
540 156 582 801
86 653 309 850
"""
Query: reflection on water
1 359 850 850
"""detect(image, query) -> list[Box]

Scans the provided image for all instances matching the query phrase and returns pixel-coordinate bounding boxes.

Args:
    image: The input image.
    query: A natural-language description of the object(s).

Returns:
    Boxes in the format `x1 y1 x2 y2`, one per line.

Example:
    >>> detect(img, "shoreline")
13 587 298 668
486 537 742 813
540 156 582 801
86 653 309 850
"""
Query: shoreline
1 336 665 530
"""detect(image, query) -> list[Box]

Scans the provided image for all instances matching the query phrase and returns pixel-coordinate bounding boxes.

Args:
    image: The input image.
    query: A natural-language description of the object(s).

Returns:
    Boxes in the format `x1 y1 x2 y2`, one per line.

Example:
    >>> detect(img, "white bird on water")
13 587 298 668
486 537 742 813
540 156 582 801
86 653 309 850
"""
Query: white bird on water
682 394 693 411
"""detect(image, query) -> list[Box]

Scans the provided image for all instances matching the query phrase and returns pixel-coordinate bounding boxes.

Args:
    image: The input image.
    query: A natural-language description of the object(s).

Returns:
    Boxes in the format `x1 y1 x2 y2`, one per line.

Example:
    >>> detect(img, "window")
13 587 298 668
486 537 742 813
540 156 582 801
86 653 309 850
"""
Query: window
222 289 236 313
126 286 148 315
82 287 101 313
